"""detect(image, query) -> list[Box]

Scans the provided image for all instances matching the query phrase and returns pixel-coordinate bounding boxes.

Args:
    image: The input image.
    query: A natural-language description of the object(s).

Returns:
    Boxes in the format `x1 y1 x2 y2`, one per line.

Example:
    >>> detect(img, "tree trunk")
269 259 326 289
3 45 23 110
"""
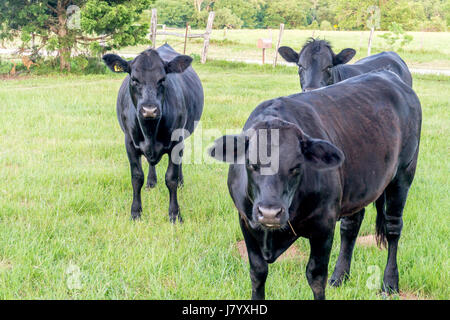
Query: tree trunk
57 0 70 71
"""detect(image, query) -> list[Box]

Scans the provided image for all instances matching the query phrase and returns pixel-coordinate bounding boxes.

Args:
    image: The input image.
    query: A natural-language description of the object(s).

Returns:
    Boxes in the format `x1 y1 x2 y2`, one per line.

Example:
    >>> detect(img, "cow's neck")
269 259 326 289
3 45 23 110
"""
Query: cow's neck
260 230 274 261
137 117 163 159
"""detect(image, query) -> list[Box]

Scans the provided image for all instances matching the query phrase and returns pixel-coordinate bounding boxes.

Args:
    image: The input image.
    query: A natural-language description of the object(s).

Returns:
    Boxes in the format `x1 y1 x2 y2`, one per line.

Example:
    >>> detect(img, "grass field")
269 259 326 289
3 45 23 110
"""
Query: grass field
0 61 449 299
120 29 450 69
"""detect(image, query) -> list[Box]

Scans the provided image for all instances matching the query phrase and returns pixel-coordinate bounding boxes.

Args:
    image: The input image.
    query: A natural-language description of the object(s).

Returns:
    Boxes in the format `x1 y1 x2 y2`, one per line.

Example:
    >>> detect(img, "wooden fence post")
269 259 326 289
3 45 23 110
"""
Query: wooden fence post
201 11 215 64
183 23 189 54
273 23 284 67
367 26 374 56
150 8 157 49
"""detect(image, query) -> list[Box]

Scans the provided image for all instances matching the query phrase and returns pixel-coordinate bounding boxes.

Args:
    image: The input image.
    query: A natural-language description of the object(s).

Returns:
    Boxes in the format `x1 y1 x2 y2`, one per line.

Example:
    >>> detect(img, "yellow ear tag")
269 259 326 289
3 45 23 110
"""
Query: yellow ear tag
114 64 123 72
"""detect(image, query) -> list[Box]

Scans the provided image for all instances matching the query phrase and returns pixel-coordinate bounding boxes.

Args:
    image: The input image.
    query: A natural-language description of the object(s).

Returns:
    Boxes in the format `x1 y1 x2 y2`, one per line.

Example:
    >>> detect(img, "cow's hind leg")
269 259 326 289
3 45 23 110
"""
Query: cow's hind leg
125 137 144 220
329 209 365 287
381 159 417 294
165 154 182 223
146 164 157 189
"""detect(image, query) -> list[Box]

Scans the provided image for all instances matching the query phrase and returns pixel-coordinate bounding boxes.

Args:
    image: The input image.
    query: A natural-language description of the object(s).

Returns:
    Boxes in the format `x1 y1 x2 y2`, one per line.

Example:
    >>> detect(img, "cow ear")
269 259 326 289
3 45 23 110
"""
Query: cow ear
208 134 248 163
278 46 300 64
300 137 344 170
333 48 356 65
165 55 193 73
102 54 130 73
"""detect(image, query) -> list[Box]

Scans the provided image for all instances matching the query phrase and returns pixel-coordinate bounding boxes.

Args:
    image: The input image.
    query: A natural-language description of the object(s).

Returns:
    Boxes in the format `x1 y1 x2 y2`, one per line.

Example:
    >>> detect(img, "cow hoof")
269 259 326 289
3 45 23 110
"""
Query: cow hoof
329 274 349 287
328 277 342 287
382 283 399 295
146 180 157 189
169 214 183 224
130 212 142 220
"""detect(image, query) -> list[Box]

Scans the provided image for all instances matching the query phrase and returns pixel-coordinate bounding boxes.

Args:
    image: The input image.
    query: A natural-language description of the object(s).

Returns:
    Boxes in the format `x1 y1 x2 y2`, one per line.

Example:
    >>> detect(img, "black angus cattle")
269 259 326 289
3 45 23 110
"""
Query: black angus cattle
103 44 203 223
279 38 412 91
209 70 421 299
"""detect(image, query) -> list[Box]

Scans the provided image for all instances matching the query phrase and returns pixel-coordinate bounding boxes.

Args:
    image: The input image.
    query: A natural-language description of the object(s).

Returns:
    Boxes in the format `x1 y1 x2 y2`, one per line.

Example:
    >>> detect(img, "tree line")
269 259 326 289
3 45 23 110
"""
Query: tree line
0 0 447 72
154 0 448 31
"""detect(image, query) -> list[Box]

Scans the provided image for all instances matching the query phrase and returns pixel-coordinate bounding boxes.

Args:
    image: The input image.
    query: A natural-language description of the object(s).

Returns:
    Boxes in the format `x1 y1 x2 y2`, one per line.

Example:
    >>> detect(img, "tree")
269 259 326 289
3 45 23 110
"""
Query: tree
263 0 307 28
0 0 152 71
154 0 194 27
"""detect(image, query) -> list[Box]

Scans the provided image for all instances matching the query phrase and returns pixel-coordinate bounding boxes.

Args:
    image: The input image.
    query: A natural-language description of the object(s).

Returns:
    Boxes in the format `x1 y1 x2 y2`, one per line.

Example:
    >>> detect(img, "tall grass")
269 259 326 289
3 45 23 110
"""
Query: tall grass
0 62 448 299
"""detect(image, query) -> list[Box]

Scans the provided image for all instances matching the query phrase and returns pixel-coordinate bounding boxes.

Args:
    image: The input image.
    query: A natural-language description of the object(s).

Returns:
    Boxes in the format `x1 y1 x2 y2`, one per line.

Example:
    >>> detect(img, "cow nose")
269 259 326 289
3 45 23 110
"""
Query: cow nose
257 206 283 227
141 105 159 118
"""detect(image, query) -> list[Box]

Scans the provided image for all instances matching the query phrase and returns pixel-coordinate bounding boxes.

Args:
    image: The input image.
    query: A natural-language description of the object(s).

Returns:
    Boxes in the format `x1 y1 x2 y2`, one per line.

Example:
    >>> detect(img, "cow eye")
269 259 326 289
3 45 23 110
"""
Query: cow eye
289 166 301 175
131 77 140 85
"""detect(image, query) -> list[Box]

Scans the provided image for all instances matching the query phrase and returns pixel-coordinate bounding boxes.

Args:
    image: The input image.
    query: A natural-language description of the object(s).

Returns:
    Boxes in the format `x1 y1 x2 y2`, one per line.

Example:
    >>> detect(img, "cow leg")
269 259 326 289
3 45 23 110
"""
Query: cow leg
125 137 144 220
240 218 268 300
306 232 334 300
178 164 184 187
381 180 410 294
382 148 417 294
165 154 182 223
146 164 157 189
329 209 365 287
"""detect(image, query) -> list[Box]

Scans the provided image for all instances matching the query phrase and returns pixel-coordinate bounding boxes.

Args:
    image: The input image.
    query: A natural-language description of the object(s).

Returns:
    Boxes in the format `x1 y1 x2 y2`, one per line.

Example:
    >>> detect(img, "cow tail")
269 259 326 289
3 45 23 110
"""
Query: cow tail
375 191 387 248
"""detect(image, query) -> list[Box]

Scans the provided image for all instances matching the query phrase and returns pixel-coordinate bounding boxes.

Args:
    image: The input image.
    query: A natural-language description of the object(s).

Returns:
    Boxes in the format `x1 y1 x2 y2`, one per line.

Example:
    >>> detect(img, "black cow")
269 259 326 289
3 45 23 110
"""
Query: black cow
279 38 412 91
209 70 421 299
103 44 204 222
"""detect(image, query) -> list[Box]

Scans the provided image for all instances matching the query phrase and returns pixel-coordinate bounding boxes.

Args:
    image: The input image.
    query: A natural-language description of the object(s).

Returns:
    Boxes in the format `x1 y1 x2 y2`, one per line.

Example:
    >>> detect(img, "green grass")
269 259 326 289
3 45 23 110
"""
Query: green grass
120 29 450 69
0 62 448 299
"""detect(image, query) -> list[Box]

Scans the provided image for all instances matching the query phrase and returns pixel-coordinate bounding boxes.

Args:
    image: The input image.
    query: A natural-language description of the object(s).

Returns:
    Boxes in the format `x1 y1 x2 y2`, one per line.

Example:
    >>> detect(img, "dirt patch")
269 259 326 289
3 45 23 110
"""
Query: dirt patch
399 291 424 300
162 277 177 289
235 240 305 262
382 291 429 300
356 234 379 248
0 259 13 271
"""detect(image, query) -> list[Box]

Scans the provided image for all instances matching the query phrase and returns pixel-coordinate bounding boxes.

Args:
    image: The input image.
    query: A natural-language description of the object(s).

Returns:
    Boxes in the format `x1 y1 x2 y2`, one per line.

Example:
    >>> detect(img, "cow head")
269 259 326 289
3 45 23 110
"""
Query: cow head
278 39 355 92
208 118 344 230
103 50 192 120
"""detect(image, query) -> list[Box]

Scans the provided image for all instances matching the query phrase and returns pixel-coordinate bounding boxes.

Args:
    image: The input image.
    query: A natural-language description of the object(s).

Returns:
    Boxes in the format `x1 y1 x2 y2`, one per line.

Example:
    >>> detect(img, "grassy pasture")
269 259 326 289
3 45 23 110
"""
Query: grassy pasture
0 61 448 299
120 29 450 69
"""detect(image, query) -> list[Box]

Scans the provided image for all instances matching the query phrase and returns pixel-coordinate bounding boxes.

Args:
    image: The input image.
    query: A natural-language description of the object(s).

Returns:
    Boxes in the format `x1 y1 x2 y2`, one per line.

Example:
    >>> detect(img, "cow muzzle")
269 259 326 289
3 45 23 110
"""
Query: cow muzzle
140 106 160 119
256 206 284 229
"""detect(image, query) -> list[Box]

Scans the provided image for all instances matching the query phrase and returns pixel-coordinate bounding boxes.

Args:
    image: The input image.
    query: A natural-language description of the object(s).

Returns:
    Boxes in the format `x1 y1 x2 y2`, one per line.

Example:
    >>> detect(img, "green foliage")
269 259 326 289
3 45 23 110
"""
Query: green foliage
420 16 447 32
0 0 152 71
263 0 307 28
378 22 414 50
150 0 447 31
320 20 333 31
308 20 319 30
154 0 194 27
213 8 243 29
213 0 260 28
0 59 14 74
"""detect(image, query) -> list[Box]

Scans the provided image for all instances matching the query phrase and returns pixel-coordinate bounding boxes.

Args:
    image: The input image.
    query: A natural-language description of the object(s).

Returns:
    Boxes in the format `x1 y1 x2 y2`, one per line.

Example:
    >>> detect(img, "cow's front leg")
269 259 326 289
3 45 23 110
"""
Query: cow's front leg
166 154 182 223
125 137 144 220
306 231 334 300
178 164 184 187
240 218 268 300
330 209 365 286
